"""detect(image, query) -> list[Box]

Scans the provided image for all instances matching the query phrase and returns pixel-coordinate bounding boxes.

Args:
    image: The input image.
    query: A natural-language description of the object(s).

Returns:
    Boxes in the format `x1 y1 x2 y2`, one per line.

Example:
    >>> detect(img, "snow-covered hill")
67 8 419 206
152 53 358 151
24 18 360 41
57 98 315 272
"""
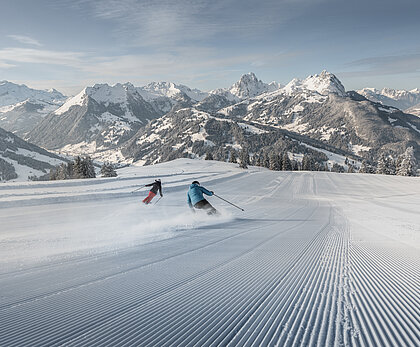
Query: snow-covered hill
0 126 65 181
0 159 418 346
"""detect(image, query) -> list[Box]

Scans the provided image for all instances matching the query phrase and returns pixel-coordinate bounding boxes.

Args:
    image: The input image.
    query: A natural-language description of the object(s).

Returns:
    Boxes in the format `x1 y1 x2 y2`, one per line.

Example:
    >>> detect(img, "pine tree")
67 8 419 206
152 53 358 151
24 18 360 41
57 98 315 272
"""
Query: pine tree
101 162 117 177
387 157 396 175
396 147 417 176
376 154 388 175
331 163 345 173
251 153 259 166
359 160 373 174
269 152 282 171
205 152 213 160
229 150 237 163
282 152 293 171
263 152 270 168
81 156 96 178
73 156 84 178
302 155 314 171
239 148 250 169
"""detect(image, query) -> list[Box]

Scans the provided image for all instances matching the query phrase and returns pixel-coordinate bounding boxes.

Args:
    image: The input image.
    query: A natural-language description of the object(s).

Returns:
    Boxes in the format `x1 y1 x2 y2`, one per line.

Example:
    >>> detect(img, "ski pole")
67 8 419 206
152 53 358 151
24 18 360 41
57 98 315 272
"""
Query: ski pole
154 196 162 205
213 194 244 211
131 185 145 193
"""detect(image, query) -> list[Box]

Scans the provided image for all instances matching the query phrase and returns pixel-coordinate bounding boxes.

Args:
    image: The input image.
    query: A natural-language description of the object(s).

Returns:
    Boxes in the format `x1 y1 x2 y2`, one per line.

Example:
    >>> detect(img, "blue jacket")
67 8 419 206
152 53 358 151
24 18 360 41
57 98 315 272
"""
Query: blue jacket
187 183 213 207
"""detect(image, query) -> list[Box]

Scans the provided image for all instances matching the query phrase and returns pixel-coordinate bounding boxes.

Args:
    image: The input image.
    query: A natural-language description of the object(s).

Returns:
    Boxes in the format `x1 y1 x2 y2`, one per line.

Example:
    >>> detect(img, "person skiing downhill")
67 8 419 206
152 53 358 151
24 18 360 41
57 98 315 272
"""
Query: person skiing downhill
142 179 162 204
187 181 218 215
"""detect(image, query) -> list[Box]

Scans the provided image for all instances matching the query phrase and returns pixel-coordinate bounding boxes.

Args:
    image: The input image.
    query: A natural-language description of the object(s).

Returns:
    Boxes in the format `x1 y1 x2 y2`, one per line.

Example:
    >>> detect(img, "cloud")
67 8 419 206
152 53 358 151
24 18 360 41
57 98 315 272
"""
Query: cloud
342 53 420 77
69 0 325 47
8 35 43 47
0 47 86 67
0 61 16 69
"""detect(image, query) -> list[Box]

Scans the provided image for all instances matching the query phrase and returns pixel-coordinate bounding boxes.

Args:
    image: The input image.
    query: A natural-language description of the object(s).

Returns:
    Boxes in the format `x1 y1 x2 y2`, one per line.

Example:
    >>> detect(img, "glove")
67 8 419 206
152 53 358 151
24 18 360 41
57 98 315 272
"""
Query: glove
211 191 214 194
161 194 163 197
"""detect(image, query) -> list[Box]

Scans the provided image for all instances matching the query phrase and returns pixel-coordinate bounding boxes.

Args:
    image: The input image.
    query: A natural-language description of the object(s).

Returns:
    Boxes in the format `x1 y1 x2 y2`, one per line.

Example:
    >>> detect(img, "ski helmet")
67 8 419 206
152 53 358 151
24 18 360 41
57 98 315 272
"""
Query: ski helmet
192 180 200 185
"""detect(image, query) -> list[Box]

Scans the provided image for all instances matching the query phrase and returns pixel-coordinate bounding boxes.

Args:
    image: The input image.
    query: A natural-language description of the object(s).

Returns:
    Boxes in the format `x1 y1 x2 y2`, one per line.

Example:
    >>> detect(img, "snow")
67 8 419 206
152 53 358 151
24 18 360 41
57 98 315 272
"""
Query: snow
0 81 66 107
54 88 86 115
379 106 396 113
0 159 419 346
15 148 65 167
0 153 46 181
407 122 420 135
349 143 371 155
283 71 346 97
139 82 208 102
388 117 398 124
302 142 361 169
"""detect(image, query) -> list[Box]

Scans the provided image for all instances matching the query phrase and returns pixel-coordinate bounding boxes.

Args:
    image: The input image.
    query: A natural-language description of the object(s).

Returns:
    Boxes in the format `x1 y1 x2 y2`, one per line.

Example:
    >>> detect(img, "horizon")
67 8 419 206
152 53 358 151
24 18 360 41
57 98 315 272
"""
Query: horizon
1 0 419 96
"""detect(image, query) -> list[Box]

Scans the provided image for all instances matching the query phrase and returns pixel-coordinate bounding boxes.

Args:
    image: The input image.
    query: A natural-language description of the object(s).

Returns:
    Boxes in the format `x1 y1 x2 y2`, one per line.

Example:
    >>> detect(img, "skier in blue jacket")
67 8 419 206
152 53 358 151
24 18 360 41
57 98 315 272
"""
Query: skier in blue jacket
187 181 218 215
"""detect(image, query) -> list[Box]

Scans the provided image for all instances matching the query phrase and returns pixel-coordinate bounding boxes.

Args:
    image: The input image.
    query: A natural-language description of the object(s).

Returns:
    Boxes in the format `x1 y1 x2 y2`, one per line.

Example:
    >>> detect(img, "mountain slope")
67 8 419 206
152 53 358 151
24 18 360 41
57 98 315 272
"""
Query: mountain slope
357 87 420 111
215 73 420 161
27 83 161 161
0 80 65 107
0 81 67 137
0 127 65 181
121 106 360 169
406 102 420 117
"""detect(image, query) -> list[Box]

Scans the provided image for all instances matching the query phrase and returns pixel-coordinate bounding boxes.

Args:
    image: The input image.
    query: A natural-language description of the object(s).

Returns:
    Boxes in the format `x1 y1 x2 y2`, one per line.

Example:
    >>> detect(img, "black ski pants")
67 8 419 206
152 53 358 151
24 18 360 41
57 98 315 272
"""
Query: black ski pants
194 199 218 215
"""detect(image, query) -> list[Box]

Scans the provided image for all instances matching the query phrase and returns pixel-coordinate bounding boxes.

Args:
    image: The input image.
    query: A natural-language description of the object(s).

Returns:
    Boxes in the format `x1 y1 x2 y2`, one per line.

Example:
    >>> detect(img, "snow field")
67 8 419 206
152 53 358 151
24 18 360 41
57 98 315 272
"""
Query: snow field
0 159 419 346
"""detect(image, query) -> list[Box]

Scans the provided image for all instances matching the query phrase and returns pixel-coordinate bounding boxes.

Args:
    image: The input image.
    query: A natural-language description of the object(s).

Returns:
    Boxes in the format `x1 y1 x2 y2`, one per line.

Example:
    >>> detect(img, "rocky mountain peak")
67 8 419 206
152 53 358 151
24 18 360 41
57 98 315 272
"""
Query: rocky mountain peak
226 72 281 99
283 71 345 96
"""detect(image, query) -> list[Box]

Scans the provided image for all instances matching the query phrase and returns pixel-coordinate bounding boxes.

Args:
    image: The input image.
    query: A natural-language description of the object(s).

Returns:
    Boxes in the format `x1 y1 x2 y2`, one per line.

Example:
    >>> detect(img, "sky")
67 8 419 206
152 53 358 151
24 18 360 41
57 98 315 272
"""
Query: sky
0 0 419 96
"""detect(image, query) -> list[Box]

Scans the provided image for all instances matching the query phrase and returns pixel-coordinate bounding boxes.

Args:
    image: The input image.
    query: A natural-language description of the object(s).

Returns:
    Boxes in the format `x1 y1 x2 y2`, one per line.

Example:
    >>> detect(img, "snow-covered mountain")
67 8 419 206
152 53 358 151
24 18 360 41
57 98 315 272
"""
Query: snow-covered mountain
125 71 419 165
0 99 63 137
27 83 160 162
215 76 420 161
0 126 65 181
135 81 208 115
121 105 360 171
210 72 281 101
0 80 66 107
357 87 420 111
12 72 420 167
283 70 346 96
139 81 208 102
0 81 67 137
405 102 420 117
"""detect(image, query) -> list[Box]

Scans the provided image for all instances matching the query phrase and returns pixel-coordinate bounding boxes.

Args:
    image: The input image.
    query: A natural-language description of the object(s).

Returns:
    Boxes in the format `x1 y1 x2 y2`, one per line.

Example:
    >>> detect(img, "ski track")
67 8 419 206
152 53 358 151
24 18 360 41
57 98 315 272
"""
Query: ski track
0 161 419 346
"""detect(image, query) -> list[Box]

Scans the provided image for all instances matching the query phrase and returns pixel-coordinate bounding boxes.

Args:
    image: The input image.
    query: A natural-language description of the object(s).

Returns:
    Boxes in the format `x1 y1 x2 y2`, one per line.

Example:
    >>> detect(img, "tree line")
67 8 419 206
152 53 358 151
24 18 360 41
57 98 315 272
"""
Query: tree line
206 146 418 176
50 156 117 180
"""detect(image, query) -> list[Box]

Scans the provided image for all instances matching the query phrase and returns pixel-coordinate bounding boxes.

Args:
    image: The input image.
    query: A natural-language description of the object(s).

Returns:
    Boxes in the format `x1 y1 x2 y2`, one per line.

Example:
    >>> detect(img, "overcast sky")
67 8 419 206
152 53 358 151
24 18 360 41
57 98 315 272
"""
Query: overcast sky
1 0 419 95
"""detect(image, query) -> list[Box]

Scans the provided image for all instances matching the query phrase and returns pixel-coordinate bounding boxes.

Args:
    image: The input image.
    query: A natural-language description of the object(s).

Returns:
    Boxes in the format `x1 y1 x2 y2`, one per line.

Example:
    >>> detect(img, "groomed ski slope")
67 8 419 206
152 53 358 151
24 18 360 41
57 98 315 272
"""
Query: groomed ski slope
0 159 419 346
